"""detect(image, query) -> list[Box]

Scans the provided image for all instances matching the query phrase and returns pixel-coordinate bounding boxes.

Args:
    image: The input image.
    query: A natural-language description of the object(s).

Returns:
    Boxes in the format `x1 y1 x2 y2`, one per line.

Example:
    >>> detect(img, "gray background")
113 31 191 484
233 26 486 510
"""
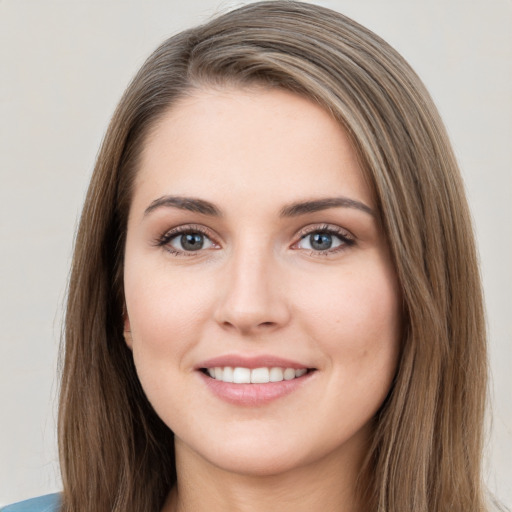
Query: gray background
1 0 510 506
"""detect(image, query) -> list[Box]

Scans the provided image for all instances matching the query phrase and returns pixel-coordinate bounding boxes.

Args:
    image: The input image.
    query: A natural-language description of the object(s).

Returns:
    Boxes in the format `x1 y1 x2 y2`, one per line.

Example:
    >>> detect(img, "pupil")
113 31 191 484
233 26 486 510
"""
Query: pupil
181 233 204 251
310 233 332 250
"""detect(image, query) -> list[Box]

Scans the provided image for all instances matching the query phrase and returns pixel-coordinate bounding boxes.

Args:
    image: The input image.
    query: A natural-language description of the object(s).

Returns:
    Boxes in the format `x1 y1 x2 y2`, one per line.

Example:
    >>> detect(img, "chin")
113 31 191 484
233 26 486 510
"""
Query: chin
208 447 312 477
176 426 365 480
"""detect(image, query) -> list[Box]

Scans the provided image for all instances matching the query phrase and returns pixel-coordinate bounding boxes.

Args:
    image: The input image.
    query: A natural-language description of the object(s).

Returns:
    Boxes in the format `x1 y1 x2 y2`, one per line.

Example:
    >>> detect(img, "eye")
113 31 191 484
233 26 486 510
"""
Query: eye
170 232 214 252
156 225 218 255
294 225 355 254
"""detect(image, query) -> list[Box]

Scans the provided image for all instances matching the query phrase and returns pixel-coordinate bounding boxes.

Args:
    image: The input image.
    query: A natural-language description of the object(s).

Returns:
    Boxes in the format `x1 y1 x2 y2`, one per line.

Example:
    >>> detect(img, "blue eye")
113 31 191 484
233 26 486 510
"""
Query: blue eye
168 232 215 252
296 228 354 253
179 233 205 251
298 232 342 251
156 226 218 255
309 233 336 251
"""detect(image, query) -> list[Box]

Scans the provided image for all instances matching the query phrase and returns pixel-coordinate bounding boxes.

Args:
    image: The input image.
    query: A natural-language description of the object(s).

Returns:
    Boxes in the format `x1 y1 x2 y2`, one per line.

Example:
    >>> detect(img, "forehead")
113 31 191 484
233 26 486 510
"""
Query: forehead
132 87 373 215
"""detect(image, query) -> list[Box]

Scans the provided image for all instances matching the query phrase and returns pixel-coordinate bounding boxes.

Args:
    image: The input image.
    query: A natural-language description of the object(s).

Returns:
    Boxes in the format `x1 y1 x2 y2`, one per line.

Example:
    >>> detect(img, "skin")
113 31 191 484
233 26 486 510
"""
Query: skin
123 87 401 512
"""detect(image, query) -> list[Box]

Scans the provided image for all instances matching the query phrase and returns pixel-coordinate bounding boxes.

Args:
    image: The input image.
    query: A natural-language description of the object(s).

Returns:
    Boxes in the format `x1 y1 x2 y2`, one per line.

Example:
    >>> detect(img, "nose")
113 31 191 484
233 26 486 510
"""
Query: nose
214 245 291 335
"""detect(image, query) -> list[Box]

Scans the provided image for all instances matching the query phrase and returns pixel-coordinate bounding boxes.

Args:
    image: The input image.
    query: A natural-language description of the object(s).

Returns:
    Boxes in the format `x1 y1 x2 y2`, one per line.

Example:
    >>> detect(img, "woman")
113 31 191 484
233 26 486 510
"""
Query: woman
2 1 497 511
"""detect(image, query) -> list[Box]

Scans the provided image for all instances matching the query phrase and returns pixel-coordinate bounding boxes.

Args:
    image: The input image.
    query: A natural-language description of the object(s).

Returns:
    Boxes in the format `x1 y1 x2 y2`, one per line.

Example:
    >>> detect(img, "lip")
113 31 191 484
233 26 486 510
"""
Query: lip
195 354 311 370
195 354 316 406
198 371 315 406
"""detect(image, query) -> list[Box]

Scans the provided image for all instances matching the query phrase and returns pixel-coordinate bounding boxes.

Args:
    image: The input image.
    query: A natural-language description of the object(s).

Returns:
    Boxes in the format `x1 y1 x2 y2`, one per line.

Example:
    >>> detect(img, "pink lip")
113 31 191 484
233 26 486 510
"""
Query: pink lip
198 371 315 406
195 354 317 406
196 354 312 370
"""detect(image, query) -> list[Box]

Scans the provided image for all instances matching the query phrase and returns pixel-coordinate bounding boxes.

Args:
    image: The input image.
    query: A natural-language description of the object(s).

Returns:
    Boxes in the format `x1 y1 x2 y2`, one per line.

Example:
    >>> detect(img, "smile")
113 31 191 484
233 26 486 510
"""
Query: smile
196 356 317 405
203 366 310 383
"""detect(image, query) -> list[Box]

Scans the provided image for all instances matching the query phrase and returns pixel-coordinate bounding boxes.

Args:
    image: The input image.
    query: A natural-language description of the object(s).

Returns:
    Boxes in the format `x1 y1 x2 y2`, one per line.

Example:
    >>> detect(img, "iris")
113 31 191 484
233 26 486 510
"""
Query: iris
309 233 333 251
181 233 204 251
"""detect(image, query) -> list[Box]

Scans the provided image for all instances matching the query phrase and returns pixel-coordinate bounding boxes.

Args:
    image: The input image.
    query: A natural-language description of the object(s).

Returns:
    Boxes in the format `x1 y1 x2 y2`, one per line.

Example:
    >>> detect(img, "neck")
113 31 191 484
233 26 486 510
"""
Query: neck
162 434 370 512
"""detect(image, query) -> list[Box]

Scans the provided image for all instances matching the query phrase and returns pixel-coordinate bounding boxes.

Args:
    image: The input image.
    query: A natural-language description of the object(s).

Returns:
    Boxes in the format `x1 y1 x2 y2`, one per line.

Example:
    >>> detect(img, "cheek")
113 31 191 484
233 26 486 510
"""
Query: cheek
299 261 401 434
123 266 218 417
123 262 215 365
294 258 401 374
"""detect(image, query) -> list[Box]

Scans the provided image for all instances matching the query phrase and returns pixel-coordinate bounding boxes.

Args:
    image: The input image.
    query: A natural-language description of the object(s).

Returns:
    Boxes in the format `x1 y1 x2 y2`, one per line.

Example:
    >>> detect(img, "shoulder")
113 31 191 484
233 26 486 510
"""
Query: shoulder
1 494 61 512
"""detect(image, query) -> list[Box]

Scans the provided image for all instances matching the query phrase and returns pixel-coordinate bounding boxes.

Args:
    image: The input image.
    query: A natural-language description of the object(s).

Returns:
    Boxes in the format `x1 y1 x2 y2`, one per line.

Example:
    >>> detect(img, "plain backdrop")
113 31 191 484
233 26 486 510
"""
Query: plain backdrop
1 0 510 507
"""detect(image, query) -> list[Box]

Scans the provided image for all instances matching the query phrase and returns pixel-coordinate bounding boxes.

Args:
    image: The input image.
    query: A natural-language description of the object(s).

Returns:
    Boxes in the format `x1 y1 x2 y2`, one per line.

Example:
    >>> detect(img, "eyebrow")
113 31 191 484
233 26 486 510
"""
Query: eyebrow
280 197 375 217
143 195 375 218
144 196 222 217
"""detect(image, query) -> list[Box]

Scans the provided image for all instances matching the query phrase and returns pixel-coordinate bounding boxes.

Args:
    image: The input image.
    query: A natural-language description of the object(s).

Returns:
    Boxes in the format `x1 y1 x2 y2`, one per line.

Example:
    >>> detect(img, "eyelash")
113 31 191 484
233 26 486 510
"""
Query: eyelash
294 224 355 256
154 224 217 257
154 223 355 257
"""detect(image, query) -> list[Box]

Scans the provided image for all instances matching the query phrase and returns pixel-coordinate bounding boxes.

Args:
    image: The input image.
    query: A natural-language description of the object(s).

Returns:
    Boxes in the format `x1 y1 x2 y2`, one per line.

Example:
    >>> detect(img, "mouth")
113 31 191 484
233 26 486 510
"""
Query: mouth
196 355 317 405
200 366 314 384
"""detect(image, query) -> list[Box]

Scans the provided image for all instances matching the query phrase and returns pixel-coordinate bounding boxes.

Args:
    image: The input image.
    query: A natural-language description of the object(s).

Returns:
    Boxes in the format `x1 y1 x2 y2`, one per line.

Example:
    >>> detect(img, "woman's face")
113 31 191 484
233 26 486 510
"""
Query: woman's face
123 87 401 477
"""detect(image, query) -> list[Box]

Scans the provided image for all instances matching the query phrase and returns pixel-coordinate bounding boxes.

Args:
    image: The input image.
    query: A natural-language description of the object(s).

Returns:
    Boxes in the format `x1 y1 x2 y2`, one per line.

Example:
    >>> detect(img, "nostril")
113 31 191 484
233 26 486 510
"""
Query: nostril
222 321 276 330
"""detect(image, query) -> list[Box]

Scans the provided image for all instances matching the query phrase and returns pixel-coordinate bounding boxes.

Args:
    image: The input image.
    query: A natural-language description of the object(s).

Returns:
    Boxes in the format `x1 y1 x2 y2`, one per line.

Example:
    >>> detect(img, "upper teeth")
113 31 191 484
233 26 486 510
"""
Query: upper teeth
206 367 308 384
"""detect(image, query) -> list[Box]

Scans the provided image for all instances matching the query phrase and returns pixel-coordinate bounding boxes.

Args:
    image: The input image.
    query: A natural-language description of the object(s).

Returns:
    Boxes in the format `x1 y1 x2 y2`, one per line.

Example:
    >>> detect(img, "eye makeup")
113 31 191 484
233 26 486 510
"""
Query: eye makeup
152 221 356 258
292 223 356 256
153 224 220 257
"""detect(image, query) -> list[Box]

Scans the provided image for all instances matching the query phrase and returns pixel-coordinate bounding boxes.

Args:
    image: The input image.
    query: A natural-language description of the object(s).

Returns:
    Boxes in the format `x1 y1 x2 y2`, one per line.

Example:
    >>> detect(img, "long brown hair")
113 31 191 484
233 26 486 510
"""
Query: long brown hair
59 2 489 510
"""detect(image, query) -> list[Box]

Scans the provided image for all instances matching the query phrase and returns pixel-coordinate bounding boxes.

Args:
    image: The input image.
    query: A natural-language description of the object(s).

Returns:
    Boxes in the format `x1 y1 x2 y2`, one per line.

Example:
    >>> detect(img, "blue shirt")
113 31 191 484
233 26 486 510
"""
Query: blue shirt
0 494 60 512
